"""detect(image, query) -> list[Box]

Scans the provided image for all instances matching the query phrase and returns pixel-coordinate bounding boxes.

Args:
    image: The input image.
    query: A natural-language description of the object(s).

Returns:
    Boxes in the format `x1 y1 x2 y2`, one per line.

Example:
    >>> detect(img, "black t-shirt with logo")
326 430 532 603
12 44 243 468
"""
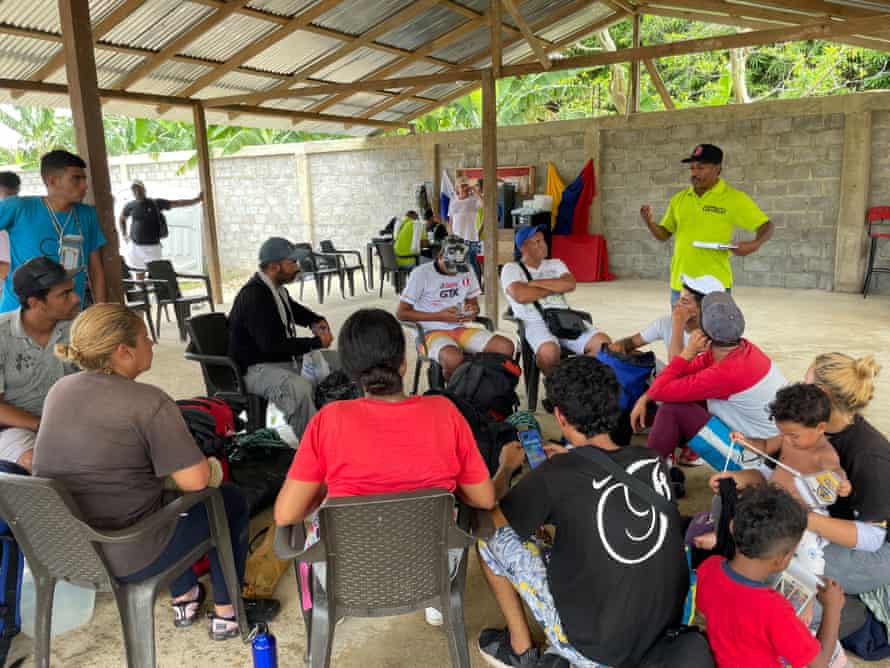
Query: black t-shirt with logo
122 198 170 245
500 445 689 666
828 415 890 526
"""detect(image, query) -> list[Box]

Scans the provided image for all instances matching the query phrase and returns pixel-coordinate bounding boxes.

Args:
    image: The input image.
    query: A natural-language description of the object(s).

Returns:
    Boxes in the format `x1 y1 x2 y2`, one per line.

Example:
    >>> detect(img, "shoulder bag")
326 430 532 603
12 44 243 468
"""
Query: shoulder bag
517 261 588 339
571 446 715 668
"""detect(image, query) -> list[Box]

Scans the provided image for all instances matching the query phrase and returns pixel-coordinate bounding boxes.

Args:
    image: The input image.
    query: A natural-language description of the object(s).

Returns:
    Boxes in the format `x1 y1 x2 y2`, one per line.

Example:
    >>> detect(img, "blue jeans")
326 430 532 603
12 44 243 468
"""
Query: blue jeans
824 540 890 595
670 286 731 305
119 482 249 605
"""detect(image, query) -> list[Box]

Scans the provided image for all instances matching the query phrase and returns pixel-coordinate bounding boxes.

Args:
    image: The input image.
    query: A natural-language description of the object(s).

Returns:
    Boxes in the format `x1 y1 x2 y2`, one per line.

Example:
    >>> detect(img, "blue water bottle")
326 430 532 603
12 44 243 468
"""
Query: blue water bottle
252 623 278 668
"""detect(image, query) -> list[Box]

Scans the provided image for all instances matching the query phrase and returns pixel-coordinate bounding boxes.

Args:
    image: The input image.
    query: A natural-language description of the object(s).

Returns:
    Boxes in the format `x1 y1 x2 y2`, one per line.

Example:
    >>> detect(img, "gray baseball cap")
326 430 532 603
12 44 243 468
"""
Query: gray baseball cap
258 237 300 264
701 292 745 345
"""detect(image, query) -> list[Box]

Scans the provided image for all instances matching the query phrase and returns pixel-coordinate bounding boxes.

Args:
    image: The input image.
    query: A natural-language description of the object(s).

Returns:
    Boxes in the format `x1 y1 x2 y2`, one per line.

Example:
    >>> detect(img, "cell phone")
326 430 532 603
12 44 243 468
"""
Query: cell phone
517 428 548 469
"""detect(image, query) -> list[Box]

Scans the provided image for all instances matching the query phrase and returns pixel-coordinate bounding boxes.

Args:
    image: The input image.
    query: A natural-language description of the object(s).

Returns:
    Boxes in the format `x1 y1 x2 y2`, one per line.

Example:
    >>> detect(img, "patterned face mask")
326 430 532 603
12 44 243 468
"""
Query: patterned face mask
441 236 470 273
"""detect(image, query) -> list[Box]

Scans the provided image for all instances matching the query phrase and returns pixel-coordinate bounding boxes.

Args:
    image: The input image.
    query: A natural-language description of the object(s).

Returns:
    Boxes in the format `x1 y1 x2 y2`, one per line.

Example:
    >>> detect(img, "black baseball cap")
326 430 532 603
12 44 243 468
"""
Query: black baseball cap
13 256 80 302
681 144 723 165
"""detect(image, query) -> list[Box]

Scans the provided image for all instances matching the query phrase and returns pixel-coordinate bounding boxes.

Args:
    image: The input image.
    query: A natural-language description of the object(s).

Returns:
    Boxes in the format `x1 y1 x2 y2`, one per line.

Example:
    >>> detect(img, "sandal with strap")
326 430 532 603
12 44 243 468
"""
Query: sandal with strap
172 582 206 628
208 613 240 641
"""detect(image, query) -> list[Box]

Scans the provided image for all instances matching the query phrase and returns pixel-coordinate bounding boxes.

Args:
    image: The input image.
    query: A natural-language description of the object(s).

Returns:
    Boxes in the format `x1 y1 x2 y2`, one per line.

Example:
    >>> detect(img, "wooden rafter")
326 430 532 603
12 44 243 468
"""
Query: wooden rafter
356 0 609 122
203 70 483 107
491 0 503 79
500 0 552 69
644 59 675 108
113 0 255 91
438 1 525 41
198 0 445 108
401 9 632 124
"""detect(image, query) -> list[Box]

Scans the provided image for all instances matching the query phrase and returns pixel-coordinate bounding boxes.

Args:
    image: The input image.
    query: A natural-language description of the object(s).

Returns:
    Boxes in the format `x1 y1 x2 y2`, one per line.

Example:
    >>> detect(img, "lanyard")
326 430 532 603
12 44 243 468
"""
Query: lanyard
43 198 81 239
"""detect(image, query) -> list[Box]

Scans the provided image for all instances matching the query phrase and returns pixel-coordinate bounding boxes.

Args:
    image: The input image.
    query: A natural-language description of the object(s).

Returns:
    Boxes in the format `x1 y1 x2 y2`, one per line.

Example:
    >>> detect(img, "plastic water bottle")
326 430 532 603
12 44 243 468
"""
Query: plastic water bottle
251 623 278 668
20 560 95 637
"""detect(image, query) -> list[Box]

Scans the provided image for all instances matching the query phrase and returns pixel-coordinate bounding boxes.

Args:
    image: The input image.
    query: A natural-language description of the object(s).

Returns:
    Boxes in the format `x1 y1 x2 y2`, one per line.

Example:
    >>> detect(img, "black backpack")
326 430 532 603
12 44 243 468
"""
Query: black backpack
446 352 521 420
314 370 362 409
426 389 518 476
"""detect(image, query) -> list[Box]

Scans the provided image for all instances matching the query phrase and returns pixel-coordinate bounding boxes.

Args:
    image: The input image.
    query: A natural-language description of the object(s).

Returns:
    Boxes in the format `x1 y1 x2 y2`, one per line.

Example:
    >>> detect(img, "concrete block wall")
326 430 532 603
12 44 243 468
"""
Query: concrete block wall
869 111 890 292
308 145 422 250
600 114 844 290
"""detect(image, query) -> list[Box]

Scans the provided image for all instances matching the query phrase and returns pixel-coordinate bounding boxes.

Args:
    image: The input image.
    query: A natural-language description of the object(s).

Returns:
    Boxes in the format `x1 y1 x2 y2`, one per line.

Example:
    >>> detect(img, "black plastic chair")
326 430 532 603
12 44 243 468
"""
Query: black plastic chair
505 308 592 411
374 241 413 297
184 313 267 432
146 260 214 341
319 240 367 294
292 243 343 304
402 316 495 395
273 489 475 668
120 258 160 343
0 474 248 668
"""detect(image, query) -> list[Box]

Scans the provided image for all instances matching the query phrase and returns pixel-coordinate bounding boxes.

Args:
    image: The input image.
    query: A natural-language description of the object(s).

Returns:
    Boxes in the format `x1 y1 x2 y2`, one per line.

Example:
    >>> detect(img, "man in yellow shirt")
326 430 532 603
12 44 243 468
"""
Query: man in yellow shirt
640 144 773 303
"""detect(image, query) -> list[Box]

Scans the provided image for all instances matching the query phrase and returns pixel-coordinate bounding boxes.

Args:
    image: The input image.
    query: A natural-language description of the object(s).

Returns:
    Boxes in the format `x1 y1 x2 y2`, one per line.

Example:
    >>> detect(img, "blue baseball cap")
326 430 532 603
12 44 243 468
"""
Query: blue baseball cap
259 237 301 264
515 224 547 251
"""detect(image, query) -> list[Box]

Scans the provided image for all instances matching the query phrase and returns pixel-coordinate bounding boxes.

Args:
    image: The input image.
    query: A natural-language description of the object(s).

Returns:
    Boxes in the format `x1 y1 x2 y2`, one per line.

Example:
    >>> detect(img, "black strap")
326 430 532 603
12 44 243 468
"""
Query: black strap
516 261 549 321
571 446 680 520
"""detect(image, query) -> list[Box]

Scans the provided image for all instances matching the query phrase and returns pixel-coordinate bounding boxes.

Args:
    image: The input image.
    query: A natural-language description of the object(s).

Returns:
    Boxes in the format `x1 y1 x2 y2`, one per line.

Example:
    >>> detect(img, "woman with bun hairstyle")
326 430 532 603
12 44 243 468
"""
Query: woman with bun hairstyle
32 304 261 640
803 353 890 595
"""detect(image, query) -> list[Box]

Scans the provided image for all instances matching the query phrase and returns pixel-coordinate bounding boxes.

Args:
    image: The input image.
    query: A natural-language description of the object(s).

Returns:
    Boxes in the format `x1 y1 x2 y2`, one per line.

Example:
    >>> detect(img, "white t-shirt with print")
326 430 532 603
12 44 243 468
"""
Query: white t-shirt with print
400 261 481 331
500 259 571 325
448 195 481 242
640 314 691 358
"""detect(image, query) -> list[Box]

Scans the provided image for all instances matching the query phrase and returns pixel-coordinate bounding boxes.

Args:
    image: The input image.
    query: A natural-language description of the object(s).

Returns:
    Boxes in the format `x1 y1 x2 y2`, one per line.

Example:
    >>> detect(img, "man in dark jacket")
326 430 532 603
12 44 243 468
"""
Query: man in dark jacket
229 237 337 438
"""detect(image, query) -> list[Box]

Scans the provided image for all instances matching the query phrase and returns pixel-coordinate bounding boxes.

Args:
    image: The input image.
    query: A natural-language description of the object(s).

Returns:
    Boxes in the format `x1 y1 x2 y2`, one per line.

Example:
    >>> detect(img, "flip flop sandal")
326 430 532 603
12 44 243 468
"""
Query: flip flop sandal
208 613 240 641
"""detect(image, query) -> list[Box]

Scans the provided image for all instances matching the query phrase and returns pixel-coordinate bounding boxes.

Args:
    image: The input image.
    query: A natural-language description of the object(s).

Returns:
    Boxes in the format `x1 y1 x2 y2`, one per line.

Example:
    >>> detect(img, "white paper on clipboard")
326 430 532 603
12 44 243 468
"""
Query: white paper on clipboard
693 241 737 250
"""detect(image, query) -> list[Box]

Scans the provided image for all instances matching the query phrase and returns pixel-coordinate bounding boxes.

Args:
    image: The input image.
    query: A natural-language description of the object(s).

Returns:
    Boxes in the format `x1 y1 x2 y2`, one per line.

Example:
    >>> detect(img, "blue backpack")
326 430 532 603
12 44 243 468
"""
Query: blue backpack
595 348 656 412
0 460 28 667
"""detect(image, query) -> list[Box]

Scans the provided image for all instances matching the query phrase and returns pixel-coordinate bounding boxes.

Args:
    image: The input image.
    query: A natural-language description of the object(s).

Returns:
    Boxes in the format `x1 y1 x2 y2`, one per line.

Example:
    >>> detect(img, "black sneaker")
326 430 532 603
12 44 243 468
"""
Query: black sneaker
669 466 686 499
479 628 539 668
243 597 281 625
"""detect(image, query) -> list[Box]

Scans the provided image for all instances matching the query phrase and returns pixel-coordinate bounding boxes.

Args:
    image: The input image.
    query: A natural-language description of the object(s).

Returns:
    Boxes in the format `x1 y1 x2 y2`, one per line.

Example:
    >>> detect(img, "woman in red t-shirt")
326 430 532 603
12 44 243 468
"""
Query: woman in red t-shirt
274 307 494 524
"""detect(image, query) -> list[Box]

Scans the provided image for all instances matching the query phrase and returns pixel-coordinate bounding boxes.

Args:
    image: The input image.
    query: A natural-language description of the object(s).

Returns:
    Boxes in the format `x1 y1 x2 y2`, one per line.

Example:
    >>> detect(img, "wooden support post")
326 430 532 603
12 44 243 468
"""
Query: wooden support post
490 0 503 79
481 68 499 326
584 128 604 235
629 13 641 115
834 111 872 292
192 103 224 305
422 140 440 210
58 0 121 303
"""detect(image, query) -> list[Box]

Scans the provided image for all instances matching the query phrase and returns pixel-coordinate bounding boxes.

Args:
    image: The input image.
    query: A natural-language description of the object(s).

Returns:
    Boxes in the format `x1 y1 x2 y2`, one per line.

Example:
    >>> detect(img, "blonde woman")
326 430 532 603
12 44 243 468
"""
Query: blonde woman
32 304 261 640
802 353 890 596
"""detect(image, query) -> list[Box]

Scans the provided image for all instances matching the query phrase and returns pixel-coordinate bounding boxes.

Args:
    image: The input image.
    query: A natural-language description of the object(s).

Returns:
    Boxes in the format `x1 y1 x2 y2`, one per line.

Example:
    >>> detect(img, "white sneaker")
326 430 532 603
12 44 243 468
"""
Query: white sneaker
424 607 444 626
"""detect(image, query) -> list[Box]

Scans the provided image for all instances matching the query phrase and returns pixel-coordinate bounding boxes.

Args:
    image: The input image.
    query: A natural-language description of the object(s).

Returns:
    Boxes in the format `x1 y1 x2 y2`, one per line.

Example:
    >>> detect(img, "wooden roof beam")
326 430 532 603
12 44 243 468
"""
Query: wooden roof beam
355 0 616 121
500 0 552 69
644 58 675 108
112 0 255 90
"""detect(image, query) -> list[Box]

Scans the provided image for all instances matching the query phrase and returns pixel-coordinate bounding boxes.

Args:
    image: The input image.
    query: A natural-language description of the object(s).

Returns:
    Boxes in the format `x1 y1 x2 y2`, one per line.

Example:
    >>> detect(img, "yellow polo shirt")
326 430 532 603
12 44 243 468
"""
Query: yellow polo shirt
660 179 768 290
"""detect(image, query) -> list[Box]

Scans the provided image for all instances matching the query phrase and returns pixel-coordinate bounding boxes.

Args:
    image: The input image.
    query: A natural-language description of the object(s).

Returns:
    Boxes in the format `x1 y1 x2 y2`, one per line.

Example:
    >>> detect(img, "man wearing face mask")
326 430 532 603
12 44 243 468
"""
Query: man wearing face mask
397 235 514 379
228 237 339 439
0 151 107 313
639 144 773 304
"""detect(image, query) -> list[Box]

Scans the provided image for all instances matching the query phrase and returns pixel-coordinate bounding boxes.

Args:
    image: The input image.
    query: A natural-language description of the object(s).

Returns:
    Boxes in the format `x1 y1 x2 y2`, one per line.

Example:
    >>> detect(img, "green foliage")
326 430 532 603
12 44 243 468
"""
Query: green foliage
411 15 890 133
0 108 344 171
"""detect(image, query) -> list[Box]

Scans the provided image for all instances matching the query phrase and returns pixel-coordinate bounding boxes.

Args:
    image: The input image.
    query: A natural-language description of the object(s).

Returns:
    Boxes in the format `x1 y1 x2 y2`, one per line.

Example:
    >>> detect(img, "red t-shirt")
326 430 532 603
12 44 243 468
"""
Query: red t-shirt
697 556 820 668
288 395 490 498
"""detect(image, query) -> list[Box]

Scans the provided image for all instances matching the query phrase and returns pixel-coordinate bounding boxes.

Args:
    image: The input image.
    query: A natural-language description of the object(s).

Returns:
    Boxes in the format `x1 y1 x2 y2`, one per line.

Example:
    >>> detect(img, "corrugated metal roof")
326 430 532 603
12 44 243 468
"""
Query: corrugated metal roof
332 92 389 108
180 14 279 63
213 70 283 93
430 24 489 64
538 4 614 43
311 46 399 83
243 29 342 75
128 60 215 95
246 0 321 19
0 35 59 80
376 5 467 52
103 0 214 51
385 61 446 79
313 0 415 37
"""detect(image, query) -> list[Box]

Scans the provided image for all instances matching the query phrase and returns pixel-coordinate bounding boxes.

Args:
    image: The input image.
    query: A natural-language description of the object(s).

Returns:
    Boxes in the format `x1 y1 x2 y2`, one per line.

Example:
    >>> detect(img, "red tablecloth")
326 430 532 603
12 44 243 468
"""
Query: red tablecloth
551 234 615 282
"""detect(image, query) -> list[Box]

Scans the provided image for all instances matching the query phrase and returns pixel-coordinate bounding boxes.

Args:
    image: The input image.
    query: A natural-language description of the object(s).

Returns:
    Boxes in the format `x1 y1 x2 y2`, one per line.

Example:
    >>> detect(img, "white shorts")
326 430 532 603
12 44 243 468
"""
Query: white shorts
521 319 601 356
124 242 163 270
0 428 36 464
424 326 496 361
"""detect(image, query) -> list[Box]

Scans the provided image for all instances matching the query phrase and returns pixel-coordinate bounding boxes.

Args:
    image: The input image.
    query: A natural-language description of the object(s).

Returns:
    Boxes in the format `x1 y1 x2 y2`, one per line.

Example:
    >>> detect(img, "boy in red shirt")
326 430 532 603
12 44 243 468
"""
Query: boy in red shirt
697 483 845 668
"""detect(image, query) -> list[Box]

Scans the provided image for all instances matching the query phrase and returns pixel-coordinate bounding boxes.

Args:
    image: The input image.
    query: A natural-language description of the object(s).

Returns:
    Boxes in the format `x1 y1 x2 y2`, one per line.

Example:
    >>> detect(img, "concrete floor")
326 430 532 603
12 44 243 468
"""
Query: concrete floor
9 278 890 667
